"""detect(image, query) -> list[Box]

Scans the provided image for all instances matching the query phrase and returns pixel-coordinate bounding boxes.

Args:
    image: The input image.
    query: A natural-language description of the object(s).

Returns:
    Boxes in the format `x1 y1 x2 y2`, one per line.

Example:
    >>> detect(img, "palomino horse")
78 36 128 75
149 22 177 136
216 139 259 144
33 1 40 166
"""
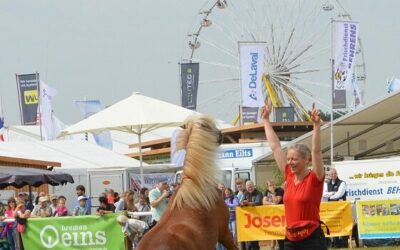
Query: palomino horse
136 115 238 250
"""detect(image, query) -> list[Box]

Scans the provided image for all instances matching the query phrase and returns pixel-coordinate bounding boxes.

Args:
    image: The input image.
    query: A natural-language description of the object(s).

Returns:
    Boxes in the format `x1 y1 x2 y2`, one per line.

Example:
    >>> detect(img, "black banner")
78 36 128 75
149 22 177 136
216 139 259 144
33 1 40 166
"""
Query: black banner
16 73 39 125
333 89 346 109
180 62 199 110
275 107 295 122
241 106 259 125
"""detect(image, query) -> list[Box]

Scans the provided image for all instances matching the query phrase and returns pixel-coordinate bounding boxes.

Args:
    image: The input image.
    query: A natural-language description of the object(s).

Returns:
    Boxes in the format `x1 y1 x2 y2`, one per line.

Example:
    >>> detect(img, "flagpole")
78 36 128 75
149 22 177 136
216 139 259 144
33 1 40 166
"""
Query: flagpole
330 19 335 166
37 72 43 141
15 74 24 125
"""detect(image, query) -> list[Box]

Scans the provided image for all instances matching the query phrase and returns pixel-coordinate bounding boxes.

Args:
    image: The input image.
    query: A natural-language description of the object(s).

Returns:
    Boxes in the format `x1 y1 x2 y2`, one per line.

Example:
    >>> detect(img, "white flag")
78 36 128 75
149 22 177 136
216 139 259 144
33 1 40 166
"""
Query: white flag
333 21 359 109
39 81 58 140
239 42 266 107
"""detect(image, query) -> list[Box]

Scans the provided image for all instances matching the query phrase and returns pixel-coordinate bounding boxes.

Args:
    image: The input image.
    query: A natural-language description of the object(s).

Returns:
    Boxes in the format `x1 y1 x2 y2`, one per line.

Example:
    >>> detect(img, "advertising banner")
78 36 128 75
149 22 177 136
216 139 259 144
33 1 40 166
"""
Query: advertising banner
241 106 260 125
236 202 352 241
334 158 400 201
180 62 199 110
356 199 400 239
22 214 124 250
333 21 359 109
130 172 175 190
275 107 295 122
16 73 40 125
239 42 266 108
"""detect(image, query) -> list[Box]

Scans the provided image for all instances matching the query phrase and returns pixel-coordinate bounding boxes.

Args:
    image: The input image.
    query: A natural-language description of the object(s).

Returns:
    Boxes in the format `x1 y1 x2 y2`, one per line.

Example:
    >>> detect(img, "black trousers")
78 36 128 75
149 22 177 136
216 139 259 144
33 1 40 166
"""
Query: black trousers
284 227 327 250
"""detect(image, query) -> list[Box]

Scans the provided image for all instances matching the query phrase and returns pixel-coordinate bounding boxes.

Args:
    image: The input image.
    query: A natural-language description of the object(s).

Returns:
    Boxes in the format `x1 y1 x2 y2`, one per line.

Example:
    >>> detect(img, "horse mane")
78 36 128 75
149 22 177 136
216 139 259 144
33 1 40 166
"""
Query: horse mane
171 115 221 211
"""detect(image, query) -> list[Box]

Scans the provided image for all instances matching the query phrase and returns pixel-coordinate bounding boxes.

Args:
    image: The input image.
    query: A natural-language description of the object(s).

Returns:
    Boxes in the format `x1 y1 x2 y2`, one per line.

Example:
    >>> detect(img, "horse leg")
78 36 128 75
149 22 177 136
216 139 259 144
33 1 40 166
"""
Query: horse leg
219 229 238 250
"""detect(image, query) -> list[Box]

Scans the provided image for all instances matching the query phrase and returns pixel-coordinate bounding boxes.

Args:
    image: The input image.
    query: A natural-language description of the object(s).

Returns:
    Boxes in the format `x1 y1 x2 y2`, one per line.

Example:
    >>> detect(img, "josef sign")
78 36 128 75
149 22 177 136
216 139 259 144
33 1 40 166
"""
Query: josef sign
22 214 124 250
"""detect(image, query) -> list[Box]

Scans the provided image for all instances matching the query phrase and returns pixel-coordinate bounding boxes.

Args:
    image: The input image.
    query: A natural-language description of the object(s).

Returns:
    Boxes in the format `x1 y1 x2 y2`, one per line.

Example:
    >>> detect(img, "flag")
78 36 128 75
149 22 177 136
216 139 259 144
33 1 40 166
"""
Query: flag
239 42 267 108
180 62 200 110
0 114 4 142
39 81 59 140
75 100 113 150
16 73 39 125
333 21 359 109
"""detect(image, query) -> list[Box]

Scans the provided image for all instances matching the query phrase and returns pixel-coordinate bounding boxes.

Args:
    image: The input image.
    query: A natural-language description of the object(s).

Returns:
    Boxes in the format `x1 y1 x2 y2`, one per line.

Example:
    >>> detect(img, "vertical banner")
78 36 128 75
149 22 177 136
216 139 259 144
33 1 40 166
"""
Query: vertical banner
356 199 400 239
21 214 124 250
16 73 40 125
241 106 260 125
333 21 359 109
239 42 266 108
180 62 199 110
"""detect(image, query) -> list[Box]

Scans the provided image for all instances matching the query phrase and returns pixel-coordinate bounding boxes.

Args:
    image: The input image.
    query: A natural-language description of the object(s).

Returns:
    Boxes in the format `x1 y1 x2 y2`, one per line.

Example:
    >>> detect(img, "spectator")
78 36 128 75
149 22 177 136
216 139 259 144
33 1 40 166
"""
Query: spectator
263 103 326 249
135 194 151 226
54 198 69 217
14 201 31 249
323 168 347 248
140 188 150 205
241 180 263 250
107 189 115 205
74 185 91 214
5 198 17 250
262 180 285 250
113 192 120 203
73 196 89 216
31 196 52 217
224 188 239 242
0 202 4 217
148 180 169 228
116 214 148 249
0 222 9 250
34 192 45 206
235 178 246 204
115 190 137 213
96 197 114 215
49 195 58 215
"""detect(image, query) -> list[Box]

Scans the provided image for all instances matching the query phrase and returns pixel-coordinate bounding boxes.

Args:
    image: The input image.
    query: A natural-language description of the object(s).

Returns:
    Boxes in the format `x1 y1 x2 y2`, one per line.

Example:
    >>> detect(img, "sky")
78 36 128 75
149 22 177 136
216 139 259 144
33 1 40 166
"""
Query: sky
0 0 399 126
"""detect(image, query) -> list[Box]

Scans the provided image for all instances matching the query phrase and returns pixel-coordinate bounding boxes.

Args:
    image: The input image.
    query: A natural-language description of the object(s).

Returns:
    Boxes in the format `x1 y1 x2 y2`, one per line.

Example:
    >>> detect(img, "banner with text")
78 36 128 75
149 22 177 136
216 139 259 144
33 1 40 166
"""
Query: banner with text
236 202 353 242
130 172 175 190
180 62 199 110
241 106 260 125
22 214 124 250
356 199 400 239
333 21 359 109
16 73 39 125
334 158 400 201
239 42 266 108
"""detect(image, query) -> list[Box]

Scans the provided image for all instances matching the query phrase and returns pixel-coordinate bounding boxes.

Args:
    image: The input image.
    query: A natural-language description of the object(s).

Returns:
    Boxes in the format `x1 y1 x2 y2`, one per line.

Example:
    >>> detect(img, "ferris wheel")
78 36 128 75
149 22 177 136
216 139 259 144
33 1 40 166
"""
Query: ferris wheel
183 0 366 123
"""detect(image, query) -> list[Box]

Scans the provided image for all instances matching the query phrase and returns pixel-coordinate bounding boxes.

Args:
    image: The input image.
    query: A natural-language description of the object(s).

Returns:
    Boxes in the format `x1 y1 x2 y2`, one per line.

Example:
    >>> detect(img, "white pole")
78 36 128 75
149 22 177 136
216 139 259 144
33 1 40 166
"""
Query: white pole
330 19 335 166
138 130 144 186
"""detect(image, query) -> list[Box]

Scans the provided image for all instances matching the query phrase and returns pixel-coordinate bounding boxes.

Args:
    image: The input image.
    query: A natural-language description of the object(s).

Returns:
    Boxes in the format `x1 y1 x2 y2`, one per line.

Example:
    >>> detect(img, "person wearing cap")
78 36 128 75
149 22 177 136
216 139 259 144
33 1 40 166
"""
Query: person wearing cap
49 195 58 215
148 179 170 228
116 214 148 248
73 196 89 216
74 185 91 215
31 196 52 217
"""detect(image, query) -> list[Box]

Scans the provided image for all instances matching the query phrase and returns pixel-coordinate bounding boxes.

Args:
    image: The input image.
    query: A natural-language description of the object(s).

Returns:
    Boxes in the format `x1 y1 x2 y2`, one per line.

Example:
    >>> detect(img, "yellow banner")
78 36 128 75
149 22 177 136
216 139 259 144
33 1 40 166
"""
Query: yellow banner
356 199 400 239
236 201 353 242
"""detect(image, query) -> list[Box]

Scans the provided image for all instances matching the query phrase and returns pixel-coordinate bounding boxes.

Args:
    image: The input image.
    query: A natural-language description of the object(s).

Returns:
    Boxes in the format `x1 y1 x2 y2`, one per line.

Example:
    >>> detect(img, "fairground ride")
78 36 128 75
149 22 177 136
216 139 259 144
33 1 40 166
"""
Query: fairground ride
183 0 366 124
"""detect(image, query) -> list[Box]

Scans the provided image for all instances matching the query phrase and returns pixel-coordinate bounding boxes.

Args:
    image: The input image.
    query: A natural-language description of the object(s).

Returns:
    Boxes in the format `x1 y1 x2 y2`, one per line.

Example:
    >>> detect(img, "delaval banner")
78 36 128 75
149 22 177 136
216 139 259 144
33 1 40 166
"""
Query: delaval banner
16 73 39 125
22 214 124 250
239 42 266 108
333 21 359 109
180 62 199 110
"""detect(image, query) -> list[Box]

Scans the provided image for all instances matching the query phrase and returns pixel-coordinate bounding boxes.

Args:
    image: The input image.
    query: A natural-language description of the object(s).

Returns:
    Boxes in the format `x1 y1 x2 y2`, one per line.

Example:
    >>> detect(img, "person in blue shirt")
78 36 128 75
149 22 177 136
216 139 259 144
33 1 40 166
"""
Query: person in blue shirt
73 185 91 214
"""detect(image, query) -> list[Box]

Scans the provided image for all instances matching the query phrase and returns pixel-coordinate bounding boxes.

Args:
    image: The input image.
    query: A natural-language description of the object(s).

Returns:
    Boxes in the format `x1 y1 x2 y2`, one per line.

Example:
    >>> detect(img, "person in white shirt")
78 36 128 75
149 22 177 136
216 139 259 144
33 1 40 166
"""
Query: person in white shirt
322 168 347 201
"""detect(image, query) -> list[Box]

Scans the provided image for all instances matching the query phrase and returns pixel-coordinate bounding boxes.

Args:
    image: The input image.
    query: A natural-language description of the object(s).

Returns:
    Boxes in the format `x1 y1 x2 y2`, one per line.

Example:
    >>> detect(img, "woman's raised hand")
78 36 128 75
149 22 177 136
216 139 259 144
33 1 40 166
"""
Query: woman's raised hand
308 103 321 124
261 99 272 121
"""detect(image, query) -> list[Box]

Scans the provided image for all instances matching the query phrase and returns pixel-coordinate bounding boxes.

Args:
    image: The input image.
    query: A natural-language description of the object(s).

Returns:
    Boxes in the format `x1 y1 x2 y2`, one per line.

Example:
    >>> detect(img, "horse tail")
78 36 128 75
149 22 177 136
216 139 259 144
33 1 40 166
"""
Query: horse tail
171 115 221 210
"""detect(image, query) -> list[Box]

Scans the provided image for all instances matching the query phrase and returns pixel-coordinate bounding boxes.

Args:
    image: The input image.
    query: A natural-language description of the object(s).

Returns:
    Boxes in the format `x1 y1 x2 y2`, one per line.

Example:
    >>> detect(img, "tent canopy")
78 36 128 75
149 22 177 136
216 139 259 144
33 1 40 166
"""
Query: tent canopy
0 166 74 188
60 92 198 136
253 90 400 165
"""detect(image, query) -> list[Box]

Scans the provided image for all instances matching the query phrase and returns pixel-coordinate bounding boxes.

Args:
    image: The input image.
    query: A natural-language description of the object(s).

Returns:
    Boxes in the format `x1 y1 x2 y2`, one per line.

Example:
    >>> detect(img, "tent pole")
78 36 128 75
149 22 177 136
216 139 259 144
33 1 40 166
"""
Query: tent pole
138 132 144 187
28 185 33 203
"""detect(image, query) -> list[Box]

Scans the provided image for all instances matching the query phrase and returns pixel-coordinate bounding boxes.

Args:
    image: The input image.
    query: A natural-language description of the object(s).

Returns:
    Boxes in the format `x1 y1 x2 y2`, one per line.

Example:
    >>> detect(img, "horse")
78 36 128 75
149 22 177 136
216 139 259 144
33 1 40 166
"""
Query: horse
136 115 238 250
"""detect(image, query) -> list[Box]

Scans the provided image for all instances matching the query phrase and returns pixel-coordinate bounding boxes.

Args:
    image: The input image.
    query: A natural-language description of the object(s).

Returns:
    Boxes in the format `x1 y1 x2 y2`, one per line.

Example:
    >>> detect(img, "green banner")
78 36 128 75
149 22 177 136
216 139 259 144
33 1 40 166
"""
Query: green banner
22 214 124 250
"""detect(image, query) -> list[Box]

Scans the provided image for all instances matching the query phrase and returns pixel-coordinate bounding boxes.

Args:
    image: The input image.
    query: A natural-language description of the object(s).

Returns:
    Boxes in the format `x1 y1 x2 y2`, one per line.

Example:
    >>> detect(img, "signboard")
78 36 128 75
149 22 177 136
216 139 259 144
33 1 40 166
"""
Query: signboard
241 106 260 125
275 107 295 122
218 148 253 159
180 62 199 110
130 173 175 190
334 158 400 201
236 202 353 241
356 199 400 239
16 73 40 125
22 214 124 250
